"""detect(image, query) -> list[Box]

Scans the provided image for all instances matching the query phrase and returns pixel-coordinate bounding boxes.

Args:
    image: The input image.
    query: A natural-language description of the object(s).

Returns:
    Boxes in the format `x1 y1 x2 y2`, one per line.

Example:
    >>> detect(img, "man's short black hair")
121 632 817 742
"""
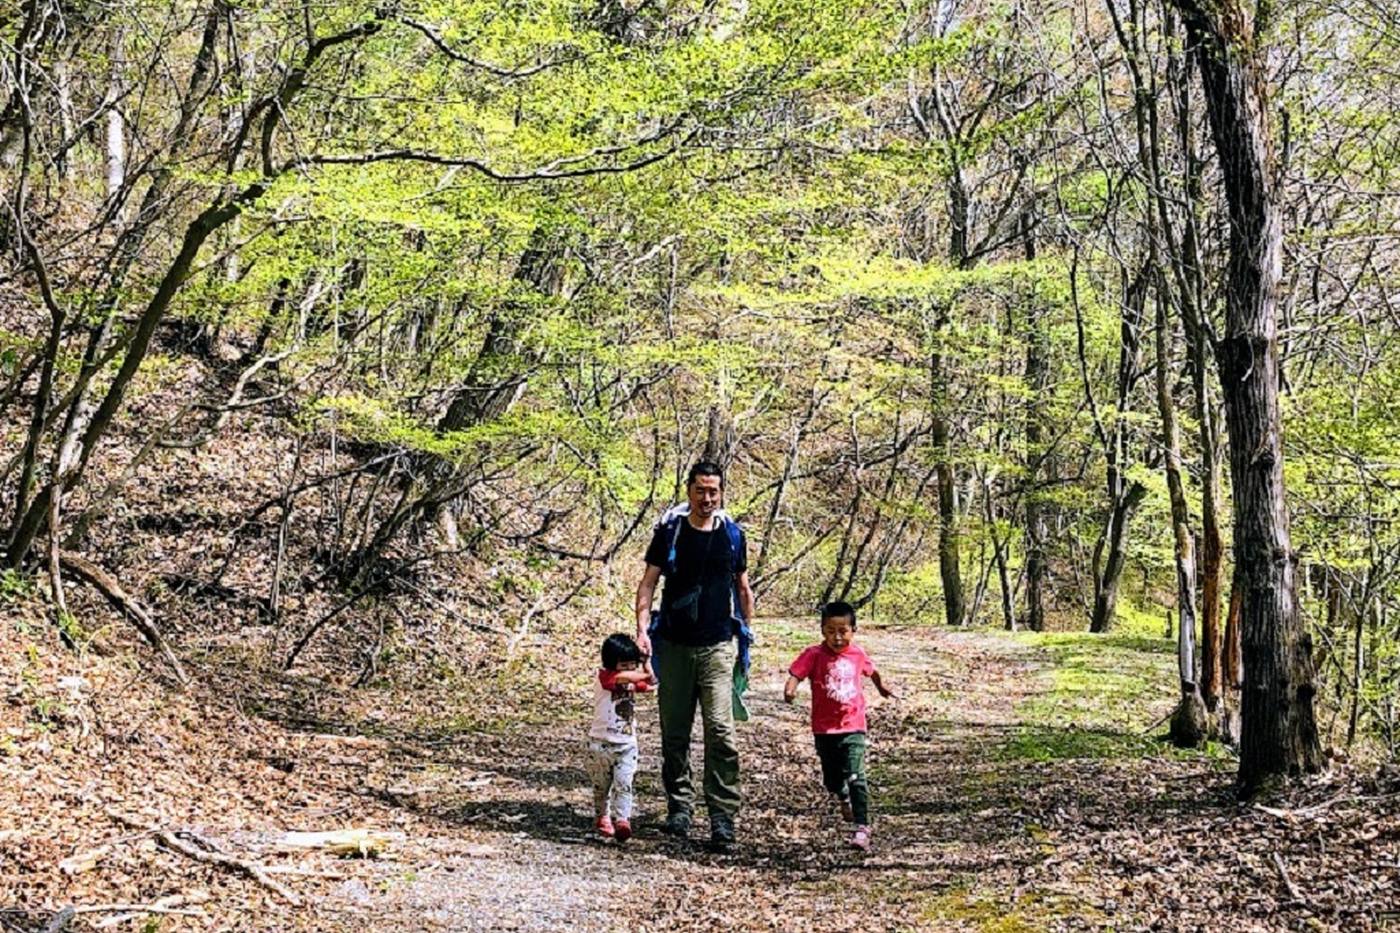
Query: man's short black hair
601 632 644 670
821 600 857 629
687 460 724 487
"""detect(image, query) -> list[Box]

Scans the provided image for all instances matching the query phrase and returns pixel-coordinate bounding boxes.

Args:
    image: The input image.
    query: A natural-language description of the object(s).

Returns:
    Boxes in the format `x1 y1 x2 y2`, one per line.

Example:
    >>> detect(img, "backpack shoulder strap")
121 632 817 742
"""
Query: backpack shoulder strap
723 517 743 570
664 514 684 576
722 517 747 623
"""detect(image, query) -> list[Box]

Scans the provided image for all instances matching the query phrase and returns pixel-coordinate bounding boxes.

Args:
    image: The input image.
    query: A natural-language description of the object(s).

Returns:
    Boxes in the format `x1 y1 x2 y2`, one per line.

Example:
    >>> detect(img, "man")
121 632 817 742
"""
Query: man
636 460 754 849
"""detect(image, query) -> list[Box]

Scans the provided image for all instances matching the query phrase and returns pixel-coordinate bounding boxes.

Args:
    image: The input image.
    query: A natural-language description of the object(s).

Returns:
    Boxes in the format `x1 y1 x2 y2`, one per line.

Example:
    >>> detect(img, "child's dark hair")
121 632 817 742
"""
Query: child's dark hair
821 600 857 629
601 632 644 670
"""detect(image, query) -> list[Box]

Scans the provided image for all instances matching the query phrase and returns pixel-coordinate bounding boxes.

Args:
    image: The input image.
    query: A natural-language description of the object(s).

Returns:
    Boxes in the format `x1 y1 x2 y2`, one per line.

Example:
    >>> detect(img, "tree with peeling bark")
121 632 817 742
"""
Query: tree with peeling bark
1156 285 1207 747
1168 0 1322 791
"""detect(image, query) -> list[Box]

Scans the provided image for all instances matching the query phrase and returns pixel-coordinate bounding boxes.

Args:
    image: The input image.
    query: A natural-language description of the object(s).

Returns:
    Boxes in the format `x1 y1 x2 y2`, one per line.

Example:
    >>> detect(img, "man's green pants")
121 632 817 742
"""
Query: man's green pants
655 638 740 820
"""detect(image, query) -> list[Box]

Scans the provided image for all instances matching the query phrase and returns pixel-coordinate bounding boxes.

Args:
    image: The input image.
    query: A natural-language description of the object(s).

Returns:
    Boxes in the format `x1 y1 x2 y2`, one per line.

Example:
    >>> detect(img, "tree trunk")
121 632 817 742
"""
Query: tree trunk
105 29 126 200
438 228 562 433
983 475 1015 631
1156 288 1207 746
1173 0 1322 793
753 380 825 582
1193 328 1225 709
1089 263 1148 634
702 404 736 469
1166 5 1227 714
1022 212 1049 632
1345 586 1367 748
7 178 266 567
1089 480 1147 633
1220 560 1245 743
930 303 964 626
1115 1 1207 739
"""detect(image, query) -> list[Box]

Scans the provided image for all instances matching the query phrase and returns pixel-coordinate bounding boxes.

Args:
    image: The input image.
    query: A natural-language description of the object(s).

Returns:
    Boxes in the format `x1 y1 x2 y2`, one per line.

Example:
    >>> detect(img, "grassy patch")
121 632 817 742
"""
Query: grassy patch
994 599 1207 762
1017 637 1169 728
1 568 36 603
753 617 820 658
921 886 1102 930
998 724 1157 762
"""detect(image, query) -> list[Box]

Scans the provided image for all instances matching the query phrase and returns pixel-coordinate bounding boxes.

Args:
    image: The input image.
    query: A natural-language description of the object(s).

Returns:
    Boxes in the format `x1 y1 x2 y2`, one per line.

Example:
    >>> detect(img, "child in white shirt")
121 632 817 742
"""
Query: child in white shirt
588 633 656 842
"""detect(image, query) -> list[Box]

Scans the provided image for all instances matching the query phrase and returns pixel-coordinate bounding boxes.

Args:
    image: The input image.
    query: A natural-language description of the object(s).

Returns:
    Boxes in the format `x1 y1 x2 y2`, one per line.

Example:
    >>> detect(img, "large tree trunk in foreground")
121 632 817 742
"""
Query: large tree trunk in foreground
1173 0 1322 793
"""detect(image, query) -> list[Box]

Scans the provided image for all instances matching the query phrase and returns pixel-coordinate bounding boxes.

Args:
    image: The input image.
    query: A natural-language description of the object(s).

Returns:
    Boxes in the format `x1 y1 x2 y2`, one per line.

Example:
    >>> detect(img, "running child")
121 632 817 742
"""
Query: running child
784 601 897 851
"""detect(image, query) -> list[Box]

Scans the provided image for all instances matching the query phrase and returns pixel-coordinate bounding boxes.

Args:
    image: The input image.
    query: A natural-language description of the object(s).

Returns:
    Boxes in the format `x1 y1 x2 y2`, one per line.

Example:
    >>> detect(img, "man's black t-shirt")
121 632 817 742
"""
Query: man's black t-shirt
644 518 747 647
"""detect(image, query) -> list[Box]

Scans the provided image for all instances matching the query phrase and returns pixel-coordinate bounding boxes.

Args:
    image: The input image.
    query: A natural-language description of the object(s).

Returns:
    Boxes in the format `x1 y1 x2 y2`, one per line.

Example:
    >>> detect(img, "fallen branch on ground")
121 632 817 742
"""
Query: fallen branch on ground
76 897 209 929
105 810 300 904
261 865 348 879
278 828 401 857
1253 792 1355 822
1140 708 1173 735
1272 851 1303 902
58 845 110 875
59 554 188 685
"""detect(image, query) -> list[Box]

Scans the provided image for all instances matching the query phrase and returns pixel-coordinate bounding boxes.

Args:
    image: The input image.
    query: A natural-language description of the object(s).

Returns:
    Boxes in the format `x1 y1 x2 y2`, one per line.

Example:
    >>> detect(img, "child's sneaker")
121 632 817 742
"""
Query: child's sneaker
848 825 871 851
596 814 615 838
838 797 854 823
614 819 632 843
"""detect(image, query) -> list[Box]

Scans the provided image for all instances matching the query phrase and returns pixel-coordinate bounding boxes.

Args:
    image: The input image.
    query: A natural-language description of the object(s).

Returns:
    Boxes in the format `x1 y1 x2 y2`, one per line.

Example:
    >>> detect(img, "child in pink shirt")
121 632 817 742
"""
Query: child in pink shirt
784 601 897 850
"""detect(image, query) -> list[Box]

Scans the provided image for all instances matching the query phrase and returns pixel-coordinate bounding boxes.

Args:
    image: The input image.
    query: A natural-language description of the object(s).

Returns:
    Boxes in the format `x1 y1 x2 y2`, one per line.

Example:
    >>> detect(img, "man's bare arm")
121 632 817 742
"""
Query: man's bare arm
635 563 662 654
735 570 755 622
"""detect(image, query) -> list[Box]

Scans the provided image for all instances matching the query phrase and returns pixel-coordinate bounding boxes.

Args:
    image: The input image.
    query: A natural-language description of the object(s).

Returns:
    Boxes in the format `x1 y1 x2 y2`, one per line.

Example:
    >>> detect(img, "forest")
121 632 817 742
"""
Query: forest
2 0 1398 929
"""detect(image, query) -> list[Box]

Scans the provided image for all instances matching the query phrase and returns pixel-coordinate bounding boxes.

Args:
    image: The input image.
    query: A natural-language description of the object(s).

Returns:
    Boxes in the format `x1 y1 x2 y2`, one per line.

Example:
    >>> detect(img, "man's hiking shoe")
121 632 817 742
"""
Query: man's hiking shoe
838 797 854 823
708 814 736 851
661 811 691 837
596 814 614 838
614 819 632 843
848 825 871 851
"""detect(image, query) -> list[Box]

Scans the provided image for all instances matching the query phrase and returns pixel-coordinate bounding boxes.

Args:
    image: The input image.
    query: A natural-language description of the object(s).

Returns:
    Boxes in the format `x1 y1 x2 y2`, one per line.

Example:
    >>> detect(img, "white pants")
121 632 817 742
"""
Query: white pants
587 739 639 821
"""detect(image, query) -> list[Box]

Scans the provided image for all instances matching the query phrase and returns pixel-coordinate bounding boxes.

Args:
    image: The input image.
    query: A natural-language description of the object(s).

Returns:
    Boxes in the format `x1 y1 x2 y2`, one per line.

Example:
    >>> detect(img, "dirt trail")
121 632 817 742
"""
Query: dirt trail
14 623 1394 931
319 626 1078 930
309 624 1395 931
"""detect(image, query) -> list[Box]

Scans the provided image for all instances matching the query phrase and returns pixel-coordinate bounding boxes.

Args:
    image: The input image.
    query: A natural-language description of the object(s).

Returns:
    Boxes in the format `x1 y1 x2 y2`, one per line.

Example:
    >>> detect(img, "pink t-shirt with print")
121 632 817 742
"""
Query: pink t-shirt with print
789 643 877 734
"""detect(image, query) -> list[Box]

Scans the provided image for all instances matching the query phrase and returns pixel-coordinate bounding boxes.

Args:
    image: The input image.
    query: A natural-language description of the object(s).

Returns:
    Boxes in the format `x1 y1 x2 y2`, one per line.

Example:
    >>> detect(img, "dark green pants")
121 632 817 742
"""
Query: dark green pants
815 731 868 825
656 638 740 820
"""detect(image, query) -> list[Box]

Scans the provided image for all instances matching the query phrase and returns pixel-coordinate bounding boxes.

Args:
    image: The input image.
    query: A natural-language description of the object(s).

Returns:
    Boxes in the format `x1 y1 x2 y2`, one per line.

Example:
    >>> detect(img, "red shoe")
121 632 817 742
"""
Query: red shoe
849 825 871 851
614 819 632 843
596 815 615 838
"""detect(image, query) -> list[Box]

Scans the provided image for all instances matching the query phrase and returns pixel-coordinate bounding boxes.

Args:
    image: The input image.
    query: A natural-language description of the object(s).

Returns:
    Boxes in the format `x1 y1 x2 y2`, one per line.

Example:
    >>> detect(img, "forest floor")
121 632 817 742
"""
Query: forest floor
4 607 1399 932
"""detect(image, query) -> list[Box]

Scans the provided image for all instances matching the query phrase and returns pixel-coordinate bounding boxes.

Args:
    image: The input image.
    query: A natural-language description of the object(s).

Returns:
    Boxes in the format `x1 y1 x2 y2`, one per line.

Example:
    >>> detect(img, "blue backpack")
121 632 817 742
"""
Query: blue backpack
647 506 753 720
